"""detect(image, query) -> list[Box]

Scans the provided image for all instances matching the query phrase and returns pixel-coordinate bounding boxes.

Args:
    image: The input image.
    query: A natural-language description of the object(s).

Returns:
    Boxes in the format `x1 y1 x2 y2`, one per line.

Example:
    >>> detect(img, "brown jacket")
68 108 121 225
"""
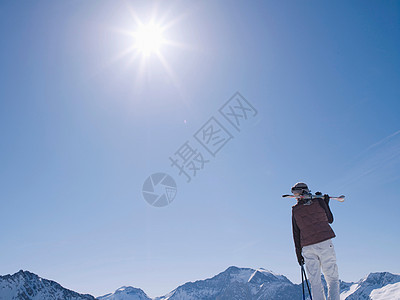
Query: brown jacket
292 197 336 255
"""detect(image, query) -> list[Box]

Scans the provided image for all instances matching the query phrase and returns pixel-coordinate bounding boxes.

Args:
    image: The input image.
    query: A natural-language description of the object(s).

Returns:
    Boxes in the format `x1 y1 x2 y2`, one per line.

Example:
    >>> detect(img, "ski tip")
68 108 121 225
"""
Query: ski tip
282 194 290 198
337 195 345 202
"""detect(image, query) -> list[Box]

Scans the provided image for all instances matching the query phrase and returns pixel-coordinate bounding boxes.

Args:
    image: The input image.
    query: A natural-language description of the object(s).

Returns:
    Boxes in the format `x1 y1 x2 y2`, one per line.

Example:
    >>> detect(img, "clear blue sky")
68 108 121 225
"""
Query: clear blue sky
1 0 399 298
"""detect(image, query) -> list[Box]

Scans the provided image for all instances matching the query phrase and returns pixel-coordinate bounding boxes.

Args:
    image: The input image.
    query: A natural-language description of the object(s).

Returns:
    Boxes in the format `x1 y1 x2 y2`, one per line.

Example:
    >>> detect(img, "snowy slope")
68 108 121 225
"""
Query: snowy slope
340 272 400 300
0 270 95 300
370 282 400 300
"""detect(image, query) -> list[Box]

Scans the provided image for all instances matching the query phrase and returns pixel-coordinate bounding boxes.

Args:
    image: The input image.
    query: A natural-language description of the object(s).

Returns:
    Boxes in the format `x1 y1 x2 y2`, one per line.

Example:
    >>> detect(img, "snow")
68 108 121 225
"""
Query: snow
230 268 254 283
370 282 400 300
340 283 359 299
97 286 150 300
257 268 281 277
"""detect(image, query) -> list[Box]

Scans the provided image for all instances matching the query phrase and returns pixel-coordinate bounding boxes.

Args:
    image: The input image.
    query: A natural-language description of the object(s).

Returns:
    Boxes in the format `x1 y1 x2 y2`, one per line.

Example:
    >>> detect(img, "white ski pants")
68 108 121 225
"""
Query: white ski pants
302 239 340 300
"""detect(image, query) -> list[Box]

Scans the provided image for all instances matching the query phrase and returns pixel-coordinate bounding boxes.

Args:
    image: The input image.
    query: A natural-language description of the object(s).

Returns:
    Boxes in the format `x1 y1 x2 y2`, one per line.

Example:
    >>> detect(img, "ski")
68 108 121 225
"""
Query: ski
282 194 345 202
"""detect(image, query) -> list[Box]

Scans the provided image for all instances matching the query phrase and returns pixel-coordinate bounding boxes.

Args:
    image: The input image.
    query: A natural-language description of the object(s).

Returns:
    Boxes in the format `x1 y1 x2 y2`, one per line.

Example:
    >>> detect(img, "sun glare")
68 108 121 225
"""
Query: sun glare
109 7 188 90
134 23 165 56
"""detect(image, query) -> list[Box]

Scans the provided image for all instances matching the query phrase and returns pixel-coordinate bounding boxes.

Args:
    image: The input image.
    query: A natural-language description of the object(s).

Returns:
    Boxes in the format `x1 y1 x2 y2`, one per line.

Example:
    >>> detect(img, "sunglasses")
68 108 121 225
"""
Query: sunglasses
291 188 307 194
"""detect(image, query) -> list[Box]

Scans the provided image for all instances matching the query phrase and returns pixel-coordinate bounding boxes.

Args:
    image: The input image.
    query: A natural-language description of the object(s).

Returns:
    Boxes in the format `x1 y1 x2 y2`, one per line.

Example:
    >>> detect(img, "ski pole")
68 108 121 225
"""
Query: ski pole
301 265 313 300
282 194 345 202
301 265 305 300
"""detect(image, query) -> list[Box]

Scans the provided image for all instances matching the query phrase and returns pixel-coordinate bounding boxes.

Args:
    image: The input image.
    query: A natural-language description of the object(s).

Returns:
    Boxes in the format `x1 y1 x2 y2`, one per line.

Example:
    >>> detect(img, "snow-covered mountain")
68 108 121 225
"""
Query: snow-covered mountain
0 270 95 300
97 286 151 300
1 267 400 300
340 272 400 300
152 266 299 300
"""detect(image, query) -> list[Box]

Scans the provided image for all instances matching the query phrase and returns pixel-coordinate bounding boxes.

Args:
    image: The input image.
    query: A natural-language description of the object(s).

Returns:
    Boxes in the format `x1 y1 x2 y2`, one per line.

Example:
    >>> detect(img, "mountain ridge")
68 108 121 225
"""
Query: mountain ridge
1 267 399 300
0 269 95 300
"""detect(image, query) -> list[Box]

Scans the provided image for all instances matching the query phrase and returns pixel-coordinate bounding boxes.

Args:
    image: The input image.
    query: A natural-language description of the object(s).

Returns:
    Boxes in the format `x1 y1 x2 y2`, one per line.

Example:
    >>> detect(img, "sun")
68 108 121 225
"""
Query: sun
133 23 165 56
108 6 189 91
